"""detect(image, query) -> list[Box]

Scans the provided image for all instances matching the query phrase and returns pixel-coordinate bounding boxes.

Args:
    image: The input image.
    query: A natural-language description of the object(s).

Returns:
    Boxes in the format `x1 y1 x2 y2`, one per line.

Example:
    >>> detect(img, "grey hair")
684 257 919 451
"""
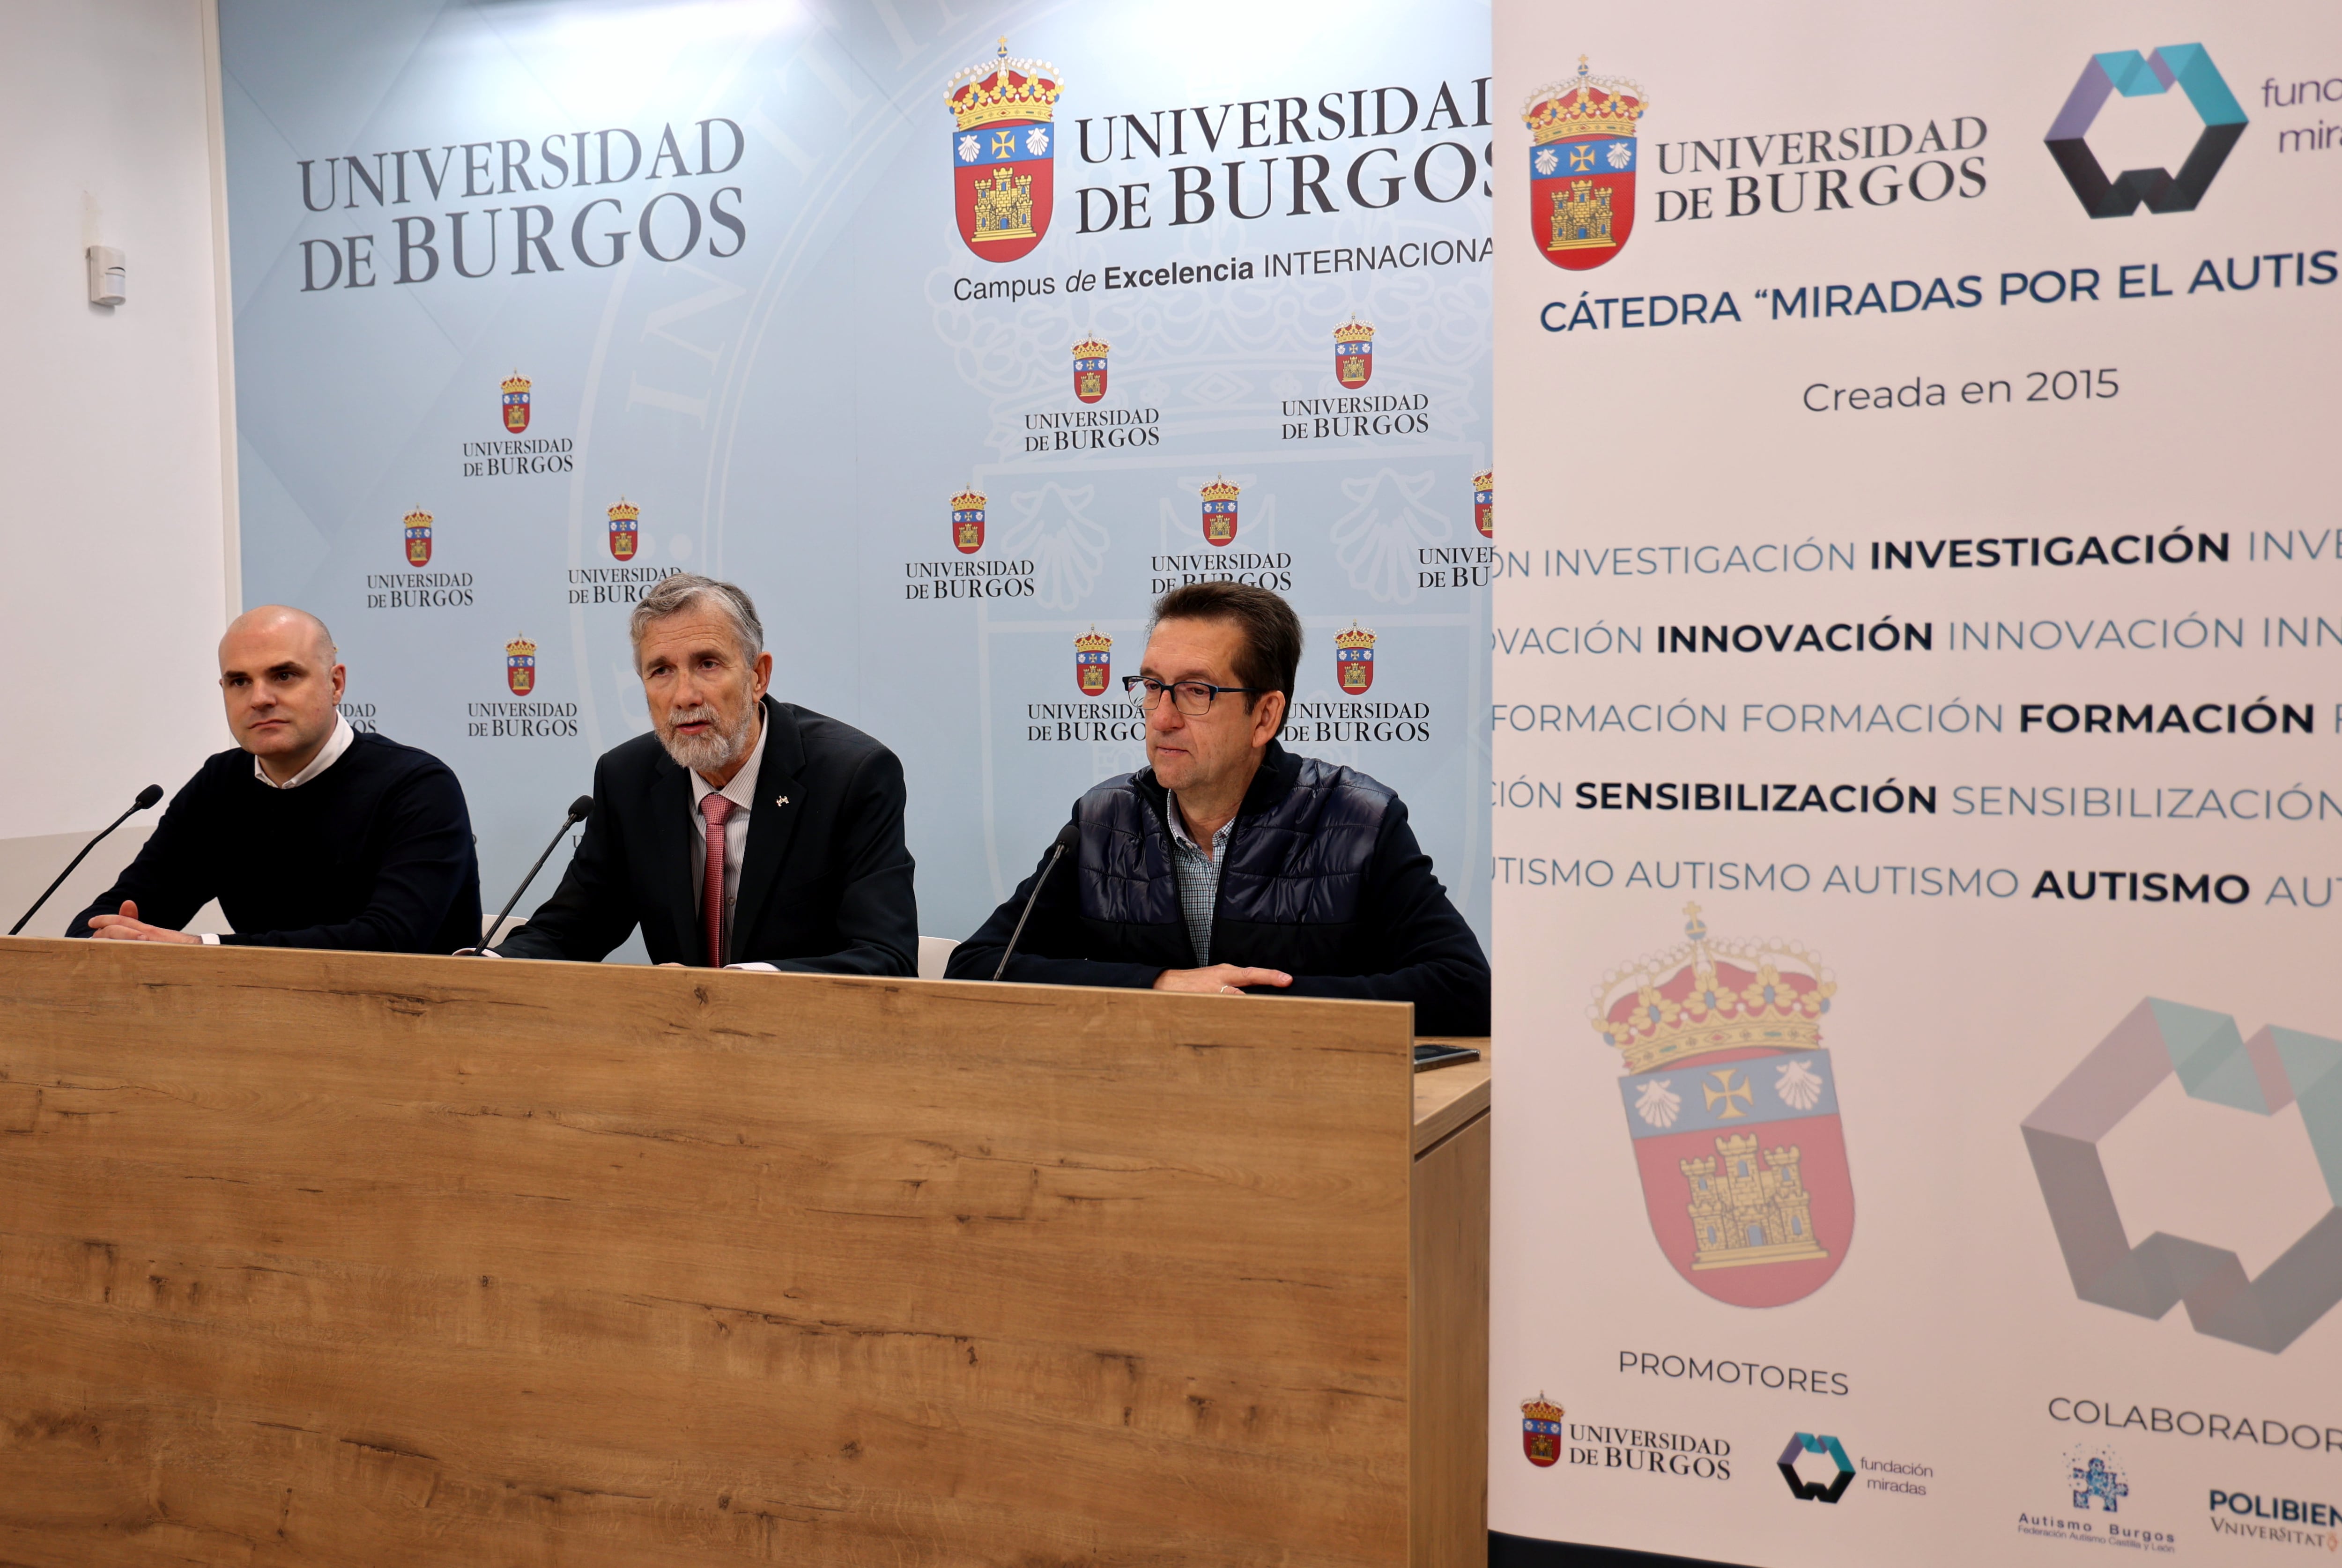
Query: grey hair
628 573 765 661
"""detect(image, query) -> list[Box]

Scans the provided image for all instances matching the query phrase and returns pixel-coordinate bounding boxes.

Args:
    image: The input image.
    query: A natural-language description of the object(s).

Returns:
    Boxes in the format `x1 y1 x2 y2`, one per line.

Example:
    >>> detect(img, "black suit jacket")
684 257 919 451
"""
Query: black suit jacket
492 699 916 974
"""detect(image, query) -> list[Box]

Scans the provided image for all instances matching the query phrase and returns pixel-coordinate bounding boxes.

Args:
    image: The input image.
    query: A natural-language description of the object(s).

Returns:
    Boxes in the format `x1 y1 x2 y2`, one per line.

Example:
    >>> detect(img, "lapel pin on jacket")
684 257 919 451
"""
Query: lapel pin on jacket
775 795 790 807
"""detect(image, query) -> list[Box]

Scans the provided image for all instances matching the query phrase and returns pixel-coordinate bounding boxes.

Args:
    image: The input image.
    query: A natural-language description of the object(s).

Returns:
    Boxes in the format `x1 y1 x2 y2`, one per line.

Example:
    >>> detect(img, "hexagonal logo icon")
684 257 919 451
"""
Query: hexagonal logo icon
1778 1433 1854 1503
2045 45 2247 217
2021 998 2342 1353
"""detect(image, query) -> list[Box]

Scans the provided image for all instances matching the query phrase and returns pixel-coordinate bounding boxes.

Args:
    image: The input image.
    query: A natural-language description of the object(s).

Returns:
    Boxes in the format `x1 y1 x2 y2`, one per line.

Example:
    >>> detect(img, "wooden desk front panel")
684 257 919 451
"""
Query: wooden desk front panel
0 942 1420 1568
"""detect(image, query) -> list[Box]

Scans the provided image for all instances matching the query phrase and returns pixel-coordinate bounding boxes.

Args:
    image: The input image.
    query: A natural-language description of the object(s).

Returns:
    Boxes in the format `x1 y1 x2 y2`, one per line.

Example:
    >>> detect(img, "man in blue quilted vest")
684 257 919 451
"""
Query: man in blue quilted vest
948 582 1490 1035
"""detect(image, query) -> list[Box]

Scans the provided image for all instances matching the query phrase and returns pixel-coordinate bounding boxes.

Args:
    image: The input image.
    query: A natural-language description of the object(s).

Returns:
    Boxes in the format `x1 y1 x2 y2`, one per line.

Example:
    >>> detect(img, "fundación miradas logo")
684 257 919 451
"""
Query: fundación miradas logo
2021 998 2342 1353
2045 44 2246 217
1594 905 1854 1307
1525 57 1648 270
946 39 1061 262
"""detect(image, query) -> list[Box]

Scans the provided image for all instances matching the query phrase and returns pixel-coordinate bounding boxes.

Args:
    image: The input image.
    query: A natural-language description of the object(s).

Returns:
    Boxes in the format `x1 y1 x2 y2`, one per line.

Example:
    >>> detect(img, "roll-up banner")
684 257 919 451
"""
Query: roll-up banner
1492 3 2342 1564
218 0 1492 952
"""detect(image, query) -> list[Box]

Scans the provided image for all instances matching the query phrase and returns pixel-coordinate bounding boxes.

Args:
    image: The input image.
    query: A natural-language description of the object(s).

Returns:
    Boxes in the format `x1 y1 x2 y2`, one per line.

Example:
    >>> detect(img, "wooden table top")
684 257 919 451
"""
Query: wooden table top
1411 1036 1490 1155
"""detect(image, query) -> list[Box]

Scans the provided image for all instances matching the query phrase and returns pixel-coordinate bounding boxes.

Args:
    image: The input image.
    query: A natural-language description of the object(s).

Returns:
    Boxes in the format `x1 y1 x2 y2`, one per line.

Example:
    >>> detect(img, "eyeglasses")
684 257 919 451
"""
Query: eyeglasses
1121 675 1268 717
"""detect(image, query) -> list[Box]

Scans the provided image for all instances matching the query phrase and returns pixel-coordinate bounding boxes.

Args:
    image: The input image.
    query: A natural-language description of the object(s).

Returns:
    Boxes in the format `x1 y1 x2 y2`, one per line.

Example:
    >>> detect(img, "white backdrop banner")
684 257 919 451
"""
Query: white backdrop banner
219 0 1492 951
1491 2 2341 1563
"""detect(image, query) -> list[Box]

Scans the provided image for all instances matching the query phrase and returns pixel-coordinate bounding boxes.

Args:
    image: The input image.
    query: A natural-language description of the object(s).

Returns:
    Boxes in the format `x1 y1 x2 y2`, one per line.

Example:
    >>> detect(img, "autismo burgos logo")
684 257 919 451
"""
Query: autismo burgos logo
1778 1433 1854 1502
2046 45 2246 217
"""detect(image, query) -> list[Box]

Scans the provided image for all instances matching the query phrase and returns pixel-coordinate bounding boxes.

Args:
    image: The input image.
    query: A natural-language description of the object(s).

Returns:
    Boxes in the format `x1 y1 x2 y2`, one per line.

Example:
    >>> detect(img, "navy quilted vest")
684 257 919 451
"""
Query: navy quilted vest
1069 743 1392 973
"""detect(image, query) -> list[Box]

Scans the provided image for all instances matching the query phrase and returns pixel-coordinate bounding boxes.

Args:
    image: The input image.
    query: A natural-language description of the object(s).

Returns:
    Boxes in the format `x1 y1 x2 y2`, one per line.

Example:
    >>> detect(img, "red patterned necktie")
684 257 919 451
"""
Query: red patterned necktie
700 792 734 968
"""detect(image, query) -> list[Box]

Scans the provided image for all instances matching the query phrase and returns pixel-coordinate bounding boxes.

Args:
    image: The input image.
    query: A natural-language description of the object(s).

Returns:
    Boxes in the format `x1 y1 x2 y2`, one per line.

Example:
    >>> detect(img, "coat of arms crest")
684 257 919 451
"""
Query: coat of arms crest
1525 59 1648 270
1334 318 1374 387
1073 339 1108 403
946 41 1061 262
504 636 537 697
1594 905 1853 1306
501 372 532 432
1201 477 1238 547
1334 623 1376 693
951 488 986 554
1074 627 1111 696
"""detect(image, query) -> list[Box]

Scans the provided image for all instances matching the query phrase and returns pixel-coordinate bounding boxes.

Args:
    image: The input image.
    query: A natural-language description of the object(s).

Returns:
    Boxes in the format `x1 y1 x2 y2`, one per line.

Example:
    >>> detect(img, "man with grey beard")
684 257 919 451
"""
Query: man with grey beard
488 573 915 973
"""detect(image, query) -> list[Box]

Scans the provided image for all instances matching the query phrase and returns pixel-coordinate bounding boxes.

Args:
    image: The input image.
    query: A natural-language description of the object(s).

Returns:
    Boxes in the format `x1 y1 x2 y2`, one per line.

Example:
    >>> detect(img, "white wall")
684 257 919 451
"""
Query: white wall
0 0 236 932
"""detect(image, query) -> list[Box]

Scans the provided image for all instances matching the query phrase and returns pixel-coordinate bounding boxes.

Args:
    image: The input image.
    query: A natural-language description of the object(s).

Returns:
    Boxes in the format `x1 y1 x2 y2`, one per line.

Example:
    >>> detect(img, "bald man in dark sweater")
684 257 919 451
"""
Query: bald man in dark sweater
68 606 481 953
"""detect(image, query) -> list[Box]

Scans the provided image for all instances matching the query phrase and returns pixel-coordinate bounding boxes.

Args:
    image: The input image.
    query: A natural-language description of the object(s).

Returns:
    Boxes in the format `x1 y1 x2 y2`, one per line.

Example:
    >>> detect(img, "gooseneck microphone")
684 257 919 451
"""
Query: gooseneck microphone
993 820 1081 981
480 795 594 952
10 784 165 937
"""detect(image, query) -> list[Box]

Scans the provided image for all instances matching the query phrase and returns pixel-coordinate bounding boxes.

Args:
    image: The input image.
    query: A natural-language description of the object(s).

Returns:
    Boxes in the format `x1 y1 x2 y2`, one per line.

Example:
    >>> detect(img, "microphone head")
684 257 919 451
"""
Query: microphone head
133 784 164 810
568 795 596 823
1051 820 1081 851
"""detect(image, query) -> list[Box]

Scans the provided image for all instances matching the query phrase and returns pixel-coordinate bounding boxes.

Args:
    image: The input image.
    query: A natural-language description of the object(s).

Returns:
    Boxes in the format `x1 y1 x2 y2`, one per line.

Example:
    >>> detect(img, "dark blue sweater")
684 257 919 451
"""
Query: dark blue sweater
67 732 482 953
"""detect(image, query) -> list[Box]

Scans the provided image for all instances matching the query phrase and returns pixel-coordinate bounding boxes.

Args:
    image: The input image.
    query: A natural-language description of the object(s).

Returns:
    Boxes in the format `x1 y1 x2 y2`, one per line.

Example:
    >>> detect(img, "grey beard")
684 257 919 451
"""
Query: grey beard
659 707 749 774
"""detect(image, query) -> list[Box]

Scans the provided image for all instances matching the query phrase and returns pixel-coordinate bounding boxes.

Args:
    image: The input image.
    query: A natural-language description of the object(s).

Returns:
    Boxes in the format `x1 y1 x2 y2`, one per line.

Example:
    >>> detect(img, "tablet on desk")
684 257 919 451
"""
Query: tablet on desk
1413 1042 1482 1072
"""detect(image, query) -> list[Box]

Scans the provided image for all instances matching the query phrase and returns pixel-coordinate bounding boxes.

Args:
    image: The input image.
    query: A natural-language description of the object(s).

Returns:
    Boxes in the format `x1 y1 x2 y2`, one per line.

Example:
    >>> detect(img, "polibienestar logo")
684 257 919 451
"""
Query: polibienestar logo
2046 45 2247 216
946 40 1061 262
1777 1433 1854 1503
2208 1490 2342 1550
1524 57 1648 270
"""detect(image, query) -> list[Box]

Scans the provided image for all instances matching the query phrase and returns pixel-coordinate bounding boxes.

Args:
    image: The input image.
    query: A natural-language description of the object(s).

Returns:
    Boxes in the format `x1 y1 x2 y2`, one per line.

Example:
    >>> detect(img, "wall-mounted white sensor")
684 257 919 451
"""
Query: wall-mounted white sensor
87 246 125 306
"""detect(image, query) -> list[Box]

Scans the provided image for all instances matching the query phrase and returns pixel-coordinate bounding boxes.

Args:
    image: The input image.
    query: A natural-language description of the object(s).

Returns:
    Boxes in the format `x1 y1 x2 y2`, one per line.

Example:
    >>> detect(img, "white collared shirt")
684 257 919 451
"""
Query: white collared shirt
688 715 767 959
200 713 357 943
254 712 354 788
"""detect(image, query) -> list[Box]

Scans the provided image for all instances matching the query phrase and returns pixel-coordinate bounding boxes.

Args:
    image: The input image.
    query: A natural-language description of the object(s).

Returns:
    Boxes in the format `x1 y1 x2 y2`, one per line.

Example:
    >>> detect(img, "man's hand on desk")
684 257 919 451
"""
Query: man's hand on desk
85 901 201 945
1152 964 1291 996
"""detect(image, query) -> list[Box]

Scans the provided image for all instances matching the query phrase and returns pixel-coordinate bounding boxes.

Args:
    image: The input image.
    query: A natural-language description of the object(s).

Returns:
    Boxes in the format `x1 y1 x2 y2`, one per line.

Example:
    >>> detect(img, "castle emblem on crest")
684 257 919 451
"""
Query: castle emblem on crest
1594 905 1853 1306
607 499 640 562
946 40 1061 262
1525 58 1649 270
403 507 433 567
1073 339 1109 403
1334 623 1376 693
951 488 987 554
1201 477 1239 547
501 372 532 433
1334 318 1375 387
1521 1395 1564 1468
1074 627 1111 696
1473 471 1493 539
504 636 538 696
